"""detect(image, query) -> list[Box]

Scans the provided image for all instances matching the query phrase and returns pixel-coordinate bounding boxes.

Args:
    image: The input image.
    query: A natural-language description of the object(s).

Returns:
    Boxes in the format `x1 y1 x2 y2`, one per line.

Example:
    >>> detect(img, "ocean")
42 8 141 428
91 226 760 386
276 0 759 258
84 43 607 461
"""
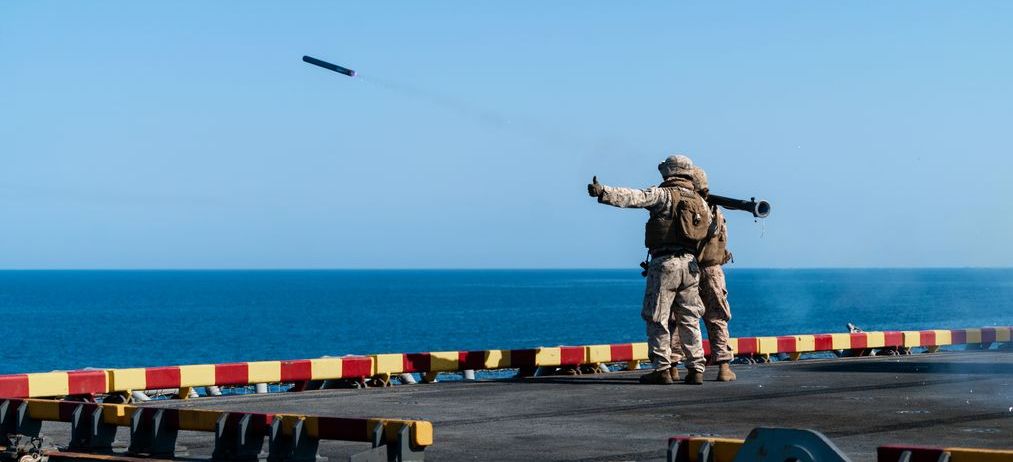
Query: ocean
0 269 1010 374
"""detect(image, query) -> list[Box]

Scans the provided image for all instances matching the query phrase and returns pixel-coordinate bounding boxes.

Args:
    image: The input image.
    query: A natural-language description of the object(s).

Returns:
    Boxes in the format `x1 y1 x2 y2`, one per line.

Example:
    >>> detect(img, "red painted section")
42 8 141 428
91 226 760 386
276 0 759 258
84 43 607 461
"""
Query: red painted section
403 353 431 373
341 357 373 378
609 344 634 361
702 339 712 357
919 331 937 347
315 416 368 441
458 351 488 370
814 334 834 351
215 363 250 386
876 446 946 462
950 329 967 345
510 349 538 367
982 327 997 344
883 331 904 347
280 360 312 382
67 370 108 395
560 347 584 366
777 336 797 353
736 338 758 355
145 367 181 389
0 374 29 398
849 333 868 350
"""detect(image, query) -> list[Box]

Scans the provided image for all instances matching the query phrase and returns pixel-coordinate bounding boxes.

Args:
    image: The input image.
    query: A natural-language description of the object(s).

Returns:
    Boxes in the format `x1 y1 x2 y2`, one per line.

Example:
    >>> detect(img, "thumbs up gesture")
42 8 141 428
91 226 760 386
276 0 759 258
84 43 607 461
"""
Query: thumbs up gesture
587 176 604 198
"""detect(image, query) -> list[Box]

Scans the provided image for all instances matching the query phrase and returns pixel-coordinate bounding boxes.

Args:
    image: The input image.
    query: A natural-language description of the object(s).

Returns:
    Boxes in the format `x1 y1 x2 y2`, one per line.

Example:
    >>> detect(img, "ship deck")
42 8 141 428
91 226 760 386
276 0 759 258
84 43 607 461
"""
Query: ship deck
39 350 1013 461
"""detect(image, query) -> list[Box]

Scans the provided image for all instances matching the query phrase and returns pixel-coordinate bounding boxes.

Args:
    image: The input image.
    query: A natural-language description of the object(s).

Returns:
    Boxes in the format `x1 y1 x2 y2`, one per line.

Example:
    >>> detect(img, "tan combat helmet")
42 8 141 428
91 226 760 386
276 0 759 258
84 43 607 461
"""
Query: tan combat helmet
690 166 709 194
658 154 694 179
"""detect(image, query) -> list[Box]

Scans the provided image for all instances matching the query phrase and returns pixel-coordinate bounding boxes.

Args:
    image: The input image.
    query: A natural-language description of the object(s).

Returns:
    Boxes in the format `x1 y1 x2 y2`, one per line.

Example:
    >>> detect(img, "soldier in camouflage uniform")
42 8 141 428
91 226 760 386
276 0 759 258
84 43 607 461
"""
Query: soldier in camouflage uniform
691 166 737 381
587 155 709 385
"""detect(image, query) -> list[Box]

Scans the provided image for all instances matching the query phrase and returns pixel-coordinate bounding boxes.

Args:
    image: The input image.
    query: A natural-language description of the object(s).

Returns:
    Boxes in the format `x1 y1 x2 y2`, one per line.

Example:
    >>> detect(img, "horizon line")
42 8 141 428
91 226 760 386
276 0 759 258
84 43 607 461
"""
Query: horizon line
0 266 1011 271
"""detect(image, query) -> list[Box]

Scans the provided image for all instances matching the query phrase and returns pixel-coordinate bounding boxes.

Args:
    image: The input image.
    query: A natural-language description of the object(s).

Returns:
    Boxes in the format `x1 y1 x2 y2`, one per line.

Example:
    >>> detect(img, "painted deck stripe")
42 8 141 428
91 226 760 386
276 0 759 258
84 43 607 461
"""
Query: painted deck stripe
145 366 181 389
736 338 758 355
1 386 25 399
610 344 634 362
883 331 904 347
340 357 373 378
214 363 249 386
27 372 69 397
66 370 108 395
280 360 312 382
776 336 797 353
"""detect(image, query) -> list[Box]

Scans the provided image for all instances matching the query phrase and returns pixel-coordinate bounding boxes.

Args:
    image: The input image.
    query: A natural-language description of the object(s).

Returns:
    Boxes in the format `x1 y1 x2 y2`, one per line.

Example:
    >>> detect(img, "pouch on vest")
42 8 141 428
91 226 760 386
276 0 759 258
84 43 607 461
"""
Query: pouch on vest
698 206 733 267
674 188 711 243
644 188 712 250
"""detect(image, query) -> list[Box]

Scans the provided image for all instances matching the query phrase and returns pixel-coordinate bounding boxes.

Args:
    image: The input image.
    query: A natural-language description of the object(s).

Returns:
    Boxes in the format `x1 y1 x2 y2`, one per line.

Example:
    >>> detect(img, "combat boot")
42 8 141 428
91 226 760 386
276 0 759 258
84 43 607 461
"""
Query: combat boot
668 367 681 382
717 362 737 382
639 369 674 385
683 369 704 385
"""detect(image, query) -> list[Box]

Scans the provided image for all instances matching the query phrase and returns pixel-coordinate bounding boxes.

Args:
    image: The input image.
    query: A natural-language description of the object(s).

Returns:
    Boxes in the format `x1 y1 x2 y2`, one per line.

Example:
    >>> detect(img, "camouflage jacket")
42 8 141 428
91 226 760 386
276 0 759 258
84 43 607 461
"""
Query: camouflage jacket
598 184 694 219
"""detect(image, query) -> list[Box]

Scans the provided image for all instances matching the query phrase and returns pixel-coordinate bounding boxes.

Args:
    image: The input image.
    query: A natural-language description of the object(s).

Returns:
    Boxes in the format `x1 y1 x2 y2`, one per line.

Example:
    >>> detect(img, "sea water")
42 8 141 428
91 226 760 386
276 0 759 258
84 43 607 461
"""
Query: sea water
0 269 1009 374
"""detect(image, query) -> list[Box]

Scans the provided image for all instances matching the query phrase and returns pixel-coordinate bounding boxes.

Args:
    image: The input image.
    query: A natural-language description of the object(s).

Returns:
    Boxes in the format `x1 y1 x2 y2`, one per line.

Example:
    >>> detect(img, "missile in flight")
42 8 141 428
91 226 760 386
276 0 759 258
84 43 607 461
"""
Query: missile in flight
302 55 356 77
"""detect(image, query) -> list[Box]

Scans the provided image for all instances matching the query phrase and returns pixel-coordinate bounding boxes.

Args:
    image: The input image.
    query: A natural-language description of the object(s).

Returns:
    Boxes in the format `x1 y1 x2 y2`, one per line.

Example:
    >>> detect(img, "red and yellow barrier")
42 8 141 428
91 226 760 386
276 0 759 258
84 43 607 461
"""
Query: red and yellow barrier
107 356 373 393
0 370 108 398
0 326 1007 398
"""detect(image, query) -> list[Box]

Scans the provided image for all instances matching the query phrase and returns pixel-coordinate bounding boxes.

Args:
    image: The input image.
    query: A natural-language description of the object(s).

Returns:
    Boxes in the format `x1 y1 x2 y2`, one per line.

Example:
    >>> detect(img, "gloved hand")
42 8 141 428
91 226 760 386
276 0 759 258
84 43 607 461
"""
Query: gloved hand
587 176 604 198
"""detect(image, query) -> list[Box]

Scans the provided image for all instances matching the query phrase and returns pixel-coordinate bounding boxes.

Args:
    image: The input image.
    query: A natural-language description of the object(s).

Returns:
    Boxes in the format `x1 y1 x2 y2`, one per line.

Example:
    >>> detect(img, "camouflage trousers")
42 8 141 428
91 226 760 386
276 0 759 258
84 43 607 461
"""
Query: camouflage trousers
642 253 706 373
671 265 734 364
700 265 733 363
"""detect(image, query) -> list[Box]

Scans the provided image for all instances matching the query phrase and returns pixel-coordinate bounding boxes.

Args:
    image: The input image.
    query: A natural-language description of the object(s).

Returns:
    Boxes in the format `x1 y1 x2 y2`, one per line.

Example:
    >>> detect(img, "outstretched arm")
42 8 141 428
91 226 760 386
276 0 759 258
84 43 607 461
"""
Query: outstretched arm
587 177 666 209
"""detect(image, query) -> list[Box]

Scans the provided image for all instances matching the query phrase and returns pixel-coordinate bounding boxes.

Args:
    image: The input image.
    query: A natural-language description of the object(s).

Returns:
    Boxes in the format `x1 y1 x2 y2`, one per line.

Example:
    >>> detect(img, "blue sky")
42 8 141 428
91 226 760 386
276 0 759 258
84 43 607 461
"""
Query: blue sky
2 2 1011 268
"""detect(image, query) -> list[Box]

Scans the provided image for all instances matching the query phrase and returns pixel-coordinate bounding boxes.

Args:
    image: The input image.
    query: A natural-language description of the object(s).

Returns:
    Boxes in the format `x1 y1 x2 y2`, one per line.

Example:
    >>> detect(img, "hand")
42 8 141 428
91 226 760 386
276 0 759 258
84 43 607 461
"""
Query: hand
587 176 604 198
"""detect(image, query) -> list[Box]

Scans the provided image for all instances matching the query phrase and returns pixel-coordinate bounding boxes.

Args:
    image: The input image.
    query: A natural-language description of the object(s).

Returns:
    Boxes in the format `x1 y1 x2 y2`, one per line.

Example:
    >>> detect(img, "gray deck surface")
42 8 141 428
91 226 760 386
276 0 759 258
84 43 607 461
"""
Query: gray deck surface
39 350 1013 461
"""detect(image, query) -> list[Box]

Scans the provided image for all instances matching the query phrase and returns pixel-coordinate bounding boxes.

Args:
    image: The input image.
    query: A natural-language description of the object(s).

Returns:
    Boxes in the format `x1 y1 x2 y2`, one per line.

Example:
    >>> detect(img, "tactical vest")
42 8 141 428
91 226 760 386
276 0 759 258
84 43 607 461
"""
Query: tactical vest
697 206 733 267
644 186 712 252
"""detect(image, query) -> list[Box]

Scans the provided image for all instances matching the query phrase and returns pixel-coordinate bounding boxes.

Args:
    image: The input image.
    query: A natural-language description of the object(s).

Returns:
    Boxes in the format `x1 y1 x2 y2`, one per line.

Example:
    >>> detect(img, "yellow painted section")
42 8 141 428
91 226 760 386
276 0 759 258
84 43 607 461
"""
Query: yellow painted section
109 368 147 392
830 333 851 350
534 347 561 366
373 354 405 375
178 364 215 387
728 338 737 355
26 400 61 420
946 447 1013 462
310 358 343 380
932 330 952 346
757 337 779 355
964 328 982 344
902 331 921 347
686 438 743 462
483 349 511 369
631 343 649 361
410 421 434 447
865 332 885 348
101 404 132 426
247 361 282 383
429 351 459 372
366 419 434 447
177 409 220 432
585 345 612 363
996 328 1011 342
27 372 69 397
795 335 816 352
